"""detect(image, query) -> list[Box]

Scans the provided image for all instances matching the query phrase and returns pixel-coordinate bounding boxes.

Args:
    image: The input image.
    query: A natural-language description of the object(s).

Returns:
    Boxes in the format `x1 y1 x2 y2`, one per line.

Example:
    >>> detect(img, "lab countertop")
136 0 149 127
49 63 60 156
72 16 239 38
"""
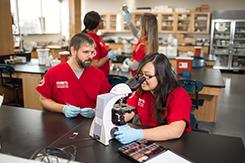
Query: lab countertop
110 66 225 88
13 59 49 74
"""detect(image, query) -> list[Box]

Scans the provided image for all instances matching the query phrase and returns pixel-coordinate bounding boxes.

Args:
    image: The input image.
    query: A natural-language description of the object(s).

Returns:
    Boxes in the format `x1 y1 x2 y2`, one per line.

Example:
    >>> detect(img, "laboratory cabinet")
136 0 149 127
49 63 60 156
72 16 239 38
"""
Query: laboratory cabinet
210 10 245 70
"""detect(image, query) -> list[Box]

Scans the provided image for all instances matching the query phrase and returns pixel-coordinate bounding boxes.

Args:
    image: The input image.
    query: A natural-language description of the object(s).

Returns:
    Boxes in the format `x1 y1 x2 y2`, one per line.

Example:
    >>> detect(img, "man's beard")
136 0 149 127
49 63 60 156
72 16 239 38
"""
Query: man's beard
75 55 92 68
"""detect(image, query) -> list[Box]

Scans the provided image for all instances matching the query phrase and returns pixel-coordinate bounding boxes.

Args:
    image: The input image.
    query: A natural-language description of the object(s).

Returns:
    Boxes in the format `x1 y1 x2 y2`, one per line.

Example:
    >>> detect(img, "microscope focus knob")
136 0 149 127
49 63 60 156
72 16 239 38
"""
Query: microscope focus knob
110 127 118 138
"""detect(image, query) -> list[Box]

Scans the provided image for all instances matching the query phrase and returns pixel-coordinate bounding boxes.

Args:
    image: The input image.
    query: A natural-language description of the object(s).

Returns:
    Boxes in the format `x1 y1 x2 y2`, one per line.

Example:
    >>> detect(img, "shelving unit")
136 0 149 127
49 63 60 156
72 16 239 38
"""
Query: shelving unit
211 20 232 69
210 10 245 71
231 21 245 70
101 11 211 57
211 19 245 70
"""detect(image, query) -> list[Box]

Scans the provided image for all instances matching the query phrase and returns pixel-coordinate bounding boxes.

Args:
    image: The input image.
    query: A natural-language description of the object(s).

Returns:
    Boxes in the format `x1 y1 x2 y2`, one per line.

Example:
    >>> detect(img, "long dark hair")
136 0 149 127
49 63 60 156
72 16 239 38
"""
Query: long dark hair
137 53 179 112
82 11 101 33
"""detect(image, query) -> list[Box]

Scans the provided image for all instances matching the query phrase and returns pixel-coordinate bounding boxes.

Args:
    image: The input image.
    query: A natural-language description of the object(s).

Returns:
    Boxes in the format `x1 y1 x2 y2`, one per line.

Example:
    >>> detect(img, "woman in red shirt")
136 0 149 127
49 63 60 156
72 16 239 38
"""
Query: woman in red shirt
82 11 117 77
125 13 159 76
115 53 192 144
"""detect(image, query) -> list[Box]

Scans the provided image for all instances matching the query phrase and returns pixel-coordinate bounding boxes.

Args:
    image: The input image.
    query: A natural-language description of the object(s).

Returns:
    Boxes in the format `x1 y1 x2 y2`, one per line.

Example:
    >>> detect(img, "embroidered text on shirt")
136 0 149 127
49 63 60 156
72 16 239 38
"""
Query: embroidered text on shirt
138 98 145 107
56 81 69 88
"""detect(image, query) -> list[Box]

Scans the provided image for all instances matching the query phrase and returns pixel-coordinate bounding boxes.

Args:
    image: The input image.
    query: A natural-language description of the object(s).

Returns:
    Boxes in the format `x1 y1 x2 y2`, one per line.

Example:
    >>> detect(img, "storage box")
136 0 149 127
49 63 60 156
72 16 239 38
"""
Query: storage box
176 57 193 74
59 51 70 63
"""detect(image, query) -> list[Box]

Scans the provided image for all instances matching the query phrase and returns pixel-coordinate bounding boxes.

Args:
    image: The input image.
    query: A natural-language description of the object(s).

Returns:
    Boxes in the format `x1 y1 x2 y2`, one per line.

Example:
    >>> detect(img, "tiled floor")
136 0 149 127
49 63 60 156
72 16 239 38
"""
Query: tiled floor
198 71 245 145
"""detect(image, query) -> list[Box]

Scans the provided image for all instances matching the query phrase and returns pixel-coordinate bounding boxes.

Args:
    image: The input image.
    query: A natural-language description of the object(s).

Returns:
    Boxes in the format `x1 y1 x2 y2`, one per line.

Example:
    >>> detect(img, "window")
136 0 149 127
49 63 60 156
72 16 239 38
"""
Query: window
11 0 68 35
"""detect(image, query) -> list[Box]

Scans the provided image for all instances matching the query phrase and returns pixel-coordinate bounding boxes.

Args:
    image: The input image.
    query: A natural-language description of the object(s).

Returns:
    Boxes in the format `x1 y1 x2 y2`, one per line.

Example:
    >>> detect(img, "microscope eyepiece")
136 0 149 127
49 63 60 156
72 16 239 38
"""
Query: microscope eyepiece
126 75 146 91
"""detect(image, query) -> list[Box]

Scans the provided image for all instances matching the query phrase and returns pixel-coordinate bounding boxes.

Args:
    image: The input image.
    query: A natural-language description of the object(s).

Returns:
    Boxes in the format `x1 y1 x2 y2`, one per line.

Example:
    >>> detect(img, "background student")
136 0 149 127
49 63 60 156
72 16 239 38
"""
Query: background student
36 33 111 118
82 11 118 77
115 53 192 144
124 12 159 76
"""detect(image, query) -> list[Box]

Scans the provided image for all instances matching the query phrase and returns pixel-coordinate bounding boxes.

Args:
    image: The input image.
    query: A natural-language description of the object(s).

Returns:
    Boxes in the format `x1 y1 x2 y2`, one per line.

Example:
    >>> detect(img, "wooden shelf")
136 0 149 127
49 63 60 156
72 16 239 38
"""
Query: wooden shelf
101 11 210 34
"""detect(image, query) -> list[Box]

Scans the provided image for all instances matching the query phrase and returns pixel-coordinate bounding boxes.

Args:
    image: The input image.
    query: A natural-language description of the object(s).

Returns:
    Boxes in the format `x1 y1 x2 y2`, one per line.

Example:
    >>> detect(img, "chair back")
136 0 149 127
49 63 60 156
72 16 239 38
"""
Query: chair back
178 79 204 110
178 79 209 133
3 65 15 76
178 79 203 93
0 64 17 87
0 64 5 85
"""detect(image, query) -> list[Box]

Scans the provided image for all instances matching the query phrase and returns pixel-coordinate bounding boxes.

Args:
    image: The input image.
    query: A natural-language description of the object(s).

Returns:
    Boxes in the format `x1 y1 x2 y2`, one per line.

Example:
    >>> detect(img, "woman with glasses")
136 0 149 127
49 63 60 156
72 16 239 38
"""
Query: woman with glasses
124 13 158 76
82 11 118 77
114 53 192 144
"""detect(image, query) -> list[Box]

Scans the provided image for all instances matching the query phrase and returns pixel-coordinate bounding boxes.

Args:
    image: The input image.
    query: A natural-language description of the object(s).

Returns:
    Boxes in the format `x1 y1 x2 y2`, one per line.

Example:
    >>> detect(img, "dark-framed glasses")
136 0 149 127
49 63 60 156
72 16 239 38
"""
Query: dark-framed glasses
138 72 156 80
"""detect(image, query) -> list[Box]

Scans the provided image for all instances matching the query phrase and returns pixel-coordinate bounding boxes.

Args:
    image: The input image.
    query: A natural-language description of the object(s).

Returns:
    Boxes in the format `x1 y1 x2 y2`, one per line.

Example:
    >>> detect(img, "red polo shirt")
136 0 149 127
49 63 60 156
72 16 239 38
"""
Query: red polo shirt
131 40 146 76
87 32 110 77
36 62 111 108
127 87 192 131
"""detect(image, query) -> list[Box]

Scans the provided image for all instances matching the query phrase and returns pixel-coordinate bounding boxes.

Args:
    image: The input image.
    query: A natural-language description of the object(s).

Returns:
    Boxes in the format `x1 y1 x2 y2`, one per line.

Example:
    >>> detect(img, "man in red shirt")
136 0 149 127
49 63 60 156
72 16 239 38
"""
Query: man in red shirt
36 33 111 118
115 53 192 144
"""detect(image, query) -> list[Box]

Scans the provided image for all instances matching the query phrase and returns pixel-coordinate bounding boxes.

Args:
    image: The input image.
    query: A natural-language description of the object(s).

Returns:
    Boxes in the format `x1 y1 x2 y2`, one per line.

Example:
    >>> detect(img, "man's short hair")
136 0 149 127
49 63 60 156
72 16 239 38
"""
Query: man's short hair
69 33 95 51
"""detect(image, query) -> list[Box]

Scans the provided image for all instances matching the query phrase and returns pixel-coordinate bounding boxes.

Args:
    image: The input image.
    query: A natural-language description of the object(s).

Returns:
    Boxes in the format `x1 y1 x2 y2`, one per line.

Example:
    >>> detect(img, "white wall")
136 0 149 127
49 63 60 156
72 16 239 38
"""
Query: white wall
82 0 245 14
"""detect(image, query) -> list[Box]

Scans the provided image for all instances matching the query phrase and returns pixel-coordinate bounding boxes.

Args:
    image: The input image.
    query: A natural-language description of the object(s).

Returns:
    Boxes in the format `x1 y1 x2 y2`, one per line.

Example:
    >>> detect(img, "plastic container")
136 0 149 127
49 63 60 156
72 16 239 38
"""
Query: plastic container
37 49 50 65
59 51 70 63
176 57 193 74
194 47 201 57
192 56 205 68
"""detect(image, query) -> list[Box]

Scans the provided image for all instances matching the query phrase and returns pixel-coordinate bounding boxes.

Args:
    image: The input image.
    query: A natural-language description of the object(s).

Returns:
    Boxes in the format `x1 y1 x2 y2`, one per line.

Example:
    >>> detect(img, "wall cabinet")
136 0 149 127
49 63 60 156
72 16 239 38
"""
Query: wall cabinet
158 13 176 33
101 13 117 32
101 11 210 34
102 11 210 56
176 12 192 33
192 12 211 34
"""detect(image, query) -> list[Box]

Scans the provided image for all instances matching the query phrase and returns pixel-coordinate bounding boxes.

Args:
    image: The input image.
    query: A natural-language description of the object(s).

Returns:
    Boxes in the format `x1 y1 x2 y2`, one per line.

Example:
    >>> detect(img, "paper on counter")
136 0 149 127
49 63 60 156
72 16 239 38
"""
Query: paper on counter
146 150 192 163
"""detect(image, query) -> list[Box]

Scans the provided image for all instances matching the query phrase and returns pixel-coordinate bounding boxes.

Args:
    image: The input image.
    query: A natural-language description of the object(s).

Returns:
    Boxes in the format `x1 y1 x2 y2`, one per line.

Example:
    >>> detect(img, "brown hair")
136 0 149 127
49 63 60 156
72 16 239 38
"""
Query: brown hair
140 13 159 54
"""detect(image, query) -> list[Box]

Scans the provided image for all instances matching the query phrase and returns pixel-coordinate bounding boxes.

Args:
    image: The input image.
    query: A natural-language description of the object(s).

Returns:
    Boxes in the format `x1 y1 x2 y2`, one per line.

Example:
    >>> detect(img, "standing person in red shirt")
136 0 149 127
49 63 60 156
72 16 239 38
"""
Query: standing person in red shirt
82 11 118 77
36 33 111 118
114 53 192 144
124 12 159 76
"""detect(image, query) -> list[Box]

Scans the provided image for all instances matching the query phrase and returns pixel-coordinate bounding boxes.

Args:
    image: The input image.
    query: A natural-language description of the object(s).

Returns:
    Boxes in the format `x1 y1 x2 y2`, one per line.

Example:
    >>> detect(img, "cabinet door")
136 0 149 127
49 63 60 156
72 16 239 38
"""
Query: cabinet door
158 13 176 33
100 14 117 32
176 12 192 33
132 12 144 30
108 14 117 32
211 20 232 69
192 12 210 34
231 21 245 70
100 14 107 32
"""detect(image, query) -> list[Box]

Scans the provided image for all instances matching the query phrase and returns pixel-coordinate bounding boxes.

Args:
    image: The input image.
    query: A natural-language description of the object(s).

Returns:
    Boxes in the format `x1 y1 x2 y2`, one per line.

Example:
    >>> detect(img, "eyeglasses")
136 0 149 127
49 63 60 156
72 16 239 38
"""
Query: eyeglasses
138 72 156 80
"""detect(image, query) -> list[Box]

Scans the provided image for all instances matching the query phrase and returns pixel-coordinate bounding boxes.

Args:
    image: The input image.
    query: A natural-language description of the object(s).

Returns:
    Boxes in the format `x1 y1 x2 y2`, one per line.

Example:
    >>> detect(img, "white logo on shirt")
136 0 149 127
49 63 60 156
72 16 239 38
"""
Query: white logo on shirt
56 81 69 88
138 98 145 107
